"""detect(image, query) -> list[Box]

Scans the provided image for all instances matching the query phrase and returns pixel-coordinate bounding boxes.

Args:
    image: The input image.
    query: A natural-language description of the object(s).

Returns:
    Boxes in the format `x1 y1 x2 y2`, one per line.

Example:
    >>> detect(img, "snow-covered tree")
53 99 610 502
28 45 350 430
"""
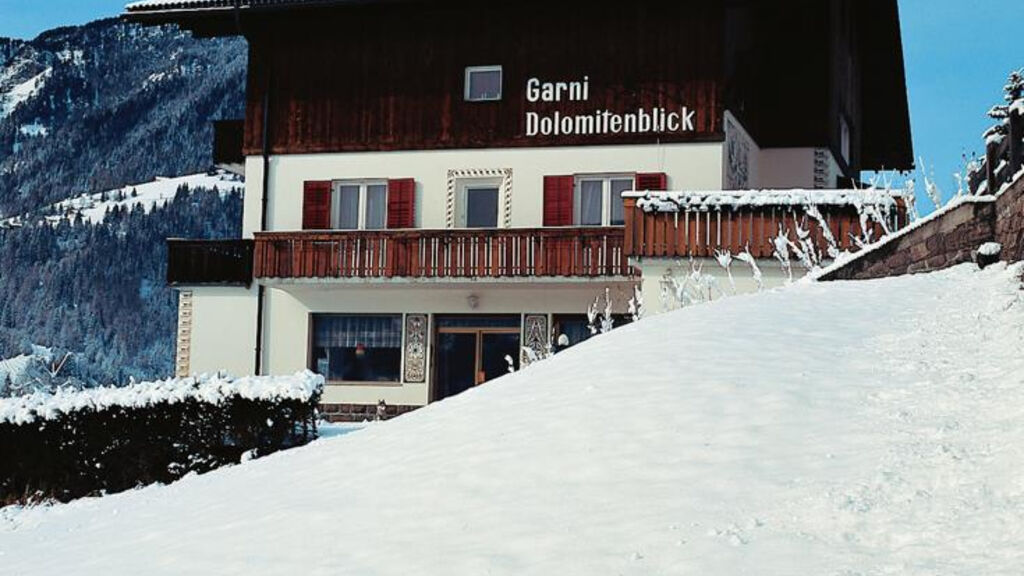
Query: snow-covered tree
734 247 764 291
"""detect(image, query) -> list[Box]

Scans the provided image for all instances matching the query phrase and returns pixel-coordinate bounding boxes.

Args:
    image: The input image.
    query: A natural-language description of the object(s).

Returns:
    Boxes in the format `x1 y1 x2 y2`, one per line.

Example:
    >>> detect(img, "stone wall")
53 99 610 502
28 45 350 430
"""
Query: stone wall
820 175 1023 281
319 403 421 423
995 174 1024 263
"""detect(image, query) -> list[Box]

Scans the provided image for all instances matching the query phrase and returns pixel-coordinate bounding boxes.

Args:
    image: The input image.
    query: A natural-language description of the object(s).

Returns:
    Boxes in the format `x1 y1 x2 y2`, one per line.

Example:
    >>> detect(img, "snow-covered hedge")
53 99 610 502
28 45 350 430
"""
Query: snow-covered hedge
0 371 323 425
0 372 323 505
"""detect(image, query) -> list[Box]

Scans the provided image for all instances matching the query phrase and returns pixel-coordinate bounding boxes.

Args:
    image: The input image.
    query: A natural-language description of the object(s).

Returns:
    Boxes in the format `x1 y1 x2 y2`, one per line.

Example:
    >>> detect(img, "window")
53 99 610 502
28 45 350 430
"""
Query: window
552 314 633 352
333 181 387 230
575 175 634 226
456 178 501 228
465 66 503 102
312 315 402 383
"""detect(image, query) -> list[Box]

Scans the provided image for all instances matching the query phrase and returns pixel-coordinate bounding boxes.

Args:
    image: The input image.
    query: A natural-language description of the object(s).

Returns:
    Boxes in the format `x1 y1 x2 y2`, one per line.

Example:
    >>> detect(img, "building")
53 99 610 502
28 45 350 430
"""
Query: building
126 0 913 419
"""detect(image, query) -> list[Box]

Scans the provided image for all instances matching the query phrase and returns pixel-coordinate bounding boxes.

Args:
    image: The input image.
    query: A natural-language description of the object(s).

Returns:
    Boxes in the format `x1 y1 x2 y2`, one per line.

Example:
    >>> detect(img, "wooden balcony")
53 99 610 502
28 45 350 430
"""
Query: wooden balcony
167 239 254 286
623 196 907 259
253 228 633 281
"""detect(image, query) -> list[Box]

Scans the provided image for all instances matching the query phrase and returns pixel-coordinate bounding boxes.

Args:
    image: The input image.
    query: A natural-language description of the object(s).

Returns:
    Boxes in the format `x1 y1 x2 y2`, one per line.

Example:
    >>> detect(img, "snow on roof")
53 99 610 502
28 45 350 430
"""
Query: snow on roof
3 263 1024 572
624 188 907 213
0 371 323 425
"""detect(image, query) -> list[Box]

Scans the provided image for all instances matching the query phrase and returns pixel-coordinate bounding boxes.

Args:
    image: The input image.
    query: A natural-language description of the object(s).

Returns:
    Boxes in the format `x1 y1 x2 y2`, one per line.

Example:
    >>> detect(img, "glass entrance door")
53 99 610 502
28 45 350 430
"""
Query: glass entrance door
433 316 521 402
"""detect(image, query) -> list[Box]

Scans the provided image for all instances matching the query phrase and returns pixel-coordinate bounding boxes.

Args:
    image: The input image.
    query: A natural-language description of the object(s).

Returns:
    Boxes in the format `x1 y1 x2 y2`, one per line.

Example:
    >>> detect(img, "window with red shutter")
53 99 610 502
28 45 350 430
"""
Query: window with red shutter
635 172 668 191
543 175 574 227
302 181 332 230
386 179 416 229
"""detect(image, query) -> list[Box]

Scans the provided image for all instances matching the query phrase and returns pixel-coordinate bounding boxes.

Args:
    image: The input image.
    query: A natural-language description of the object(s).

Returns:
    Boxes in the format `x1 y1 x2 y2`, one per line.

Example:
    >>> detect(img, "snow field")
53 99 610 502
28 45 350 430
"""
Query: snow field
2 263 1024 575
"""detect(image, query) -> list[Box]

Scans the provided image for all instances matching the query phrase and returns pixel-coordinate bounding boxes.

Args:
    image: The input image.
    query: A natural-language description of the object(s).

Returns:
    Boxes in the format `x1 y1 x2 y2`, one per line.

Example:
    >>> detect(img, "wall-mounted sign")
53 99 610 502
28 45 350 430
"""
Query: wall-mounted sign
524 76 696 138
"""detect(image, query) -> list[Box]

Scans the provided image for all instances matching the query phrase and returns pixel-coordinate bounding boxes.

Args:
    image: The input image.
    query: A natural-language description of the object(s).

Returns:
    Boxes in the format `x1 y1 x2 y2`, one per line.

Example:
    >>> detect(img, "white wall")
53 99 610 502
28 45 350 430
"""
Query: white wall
262 281 634 405
758 148 842 190
635 257 796 315
187 286 259 378
242 142 725 236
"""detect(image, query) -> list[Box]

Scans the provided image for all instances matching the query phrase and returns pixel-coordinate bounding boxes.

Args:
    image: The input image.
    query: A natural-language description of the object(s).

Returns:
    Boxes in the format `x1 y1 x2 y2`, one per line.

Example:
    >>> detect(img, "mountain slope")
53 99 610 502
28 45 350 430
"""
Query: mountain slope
3 264 1022 575
0 18 245 216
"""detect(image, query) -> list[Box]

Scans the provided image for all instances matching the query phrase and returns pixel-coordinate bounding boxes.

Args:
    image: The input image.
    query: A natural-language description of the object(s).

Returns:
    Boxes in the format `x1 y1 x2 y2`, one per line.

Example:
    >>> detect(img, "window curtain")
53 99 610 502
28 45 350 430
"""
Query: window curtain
365 184 387 230
336 185 360 229
314 315 402 348
579 180 603 225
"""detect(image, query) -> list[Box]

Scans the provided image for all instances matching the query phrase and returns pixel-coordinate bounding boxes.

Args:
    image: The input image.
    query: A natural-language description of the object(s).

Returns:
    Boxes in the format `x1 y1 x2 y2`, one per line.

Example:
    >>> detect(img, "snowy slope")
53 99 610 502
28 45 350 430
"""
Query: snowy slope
3 264 1024 575
53 171 243 224
0 171 242 227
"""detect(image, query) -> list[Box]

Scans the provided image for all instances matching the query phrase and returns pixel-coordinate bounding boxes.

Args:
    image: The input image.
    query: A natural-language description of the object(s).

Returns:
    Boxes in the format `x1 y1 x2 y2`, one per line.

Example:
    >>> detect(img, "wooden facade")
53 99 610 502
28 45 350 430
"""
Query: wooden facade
253 228 633 280
242 1 724 156
127 0 913 172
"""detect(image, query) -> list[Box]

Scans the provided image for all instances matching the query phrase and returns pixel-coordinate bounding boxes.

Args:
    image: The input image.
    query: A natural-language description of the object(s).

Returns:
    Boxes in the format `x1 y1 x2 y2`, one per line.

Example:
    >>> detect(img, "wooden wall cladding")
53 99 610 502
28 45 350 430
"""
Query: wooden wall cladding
244 1 725 155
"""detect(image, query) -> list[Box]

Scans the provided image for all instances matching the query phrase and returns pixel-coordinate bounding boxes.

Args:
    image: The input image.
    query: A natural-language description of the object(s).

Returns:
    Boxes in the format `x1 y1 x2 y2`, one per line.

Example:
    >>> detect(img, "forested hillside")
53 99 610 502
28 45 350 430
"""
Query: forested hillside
0 186 242 389
0 18 245 216
0 18 247 389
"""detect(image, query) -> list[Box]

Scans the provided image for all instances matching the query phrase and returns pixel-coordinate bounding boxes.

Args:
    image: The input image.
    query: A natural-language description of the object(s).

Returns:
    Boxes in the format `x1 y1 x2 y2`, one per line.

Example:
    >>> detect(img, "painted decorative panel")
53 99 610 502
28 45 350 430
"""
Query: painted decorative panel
522 314 549 366
175 291 194 378
403 314 428 383
446 168 513 229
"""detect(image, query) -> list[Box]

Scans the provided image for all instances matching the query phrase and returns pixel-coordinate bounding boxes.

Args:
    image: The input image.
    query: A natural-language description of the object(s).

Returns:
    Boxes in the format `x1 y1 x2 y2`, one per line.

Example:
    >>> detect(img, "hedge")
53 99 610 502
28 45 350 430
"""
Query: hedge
0 371 323 505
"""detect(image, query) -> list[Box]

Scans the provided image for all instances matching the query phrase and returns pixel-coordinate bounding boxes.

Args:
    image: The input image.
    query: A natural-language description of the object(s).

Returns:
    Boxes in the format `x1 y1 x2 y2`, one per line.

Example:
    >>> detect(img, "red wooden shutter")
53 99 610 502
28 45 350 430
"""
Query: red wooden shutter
387 178 416 229
543 175 574 227
635 172 668 191
302 180 332 230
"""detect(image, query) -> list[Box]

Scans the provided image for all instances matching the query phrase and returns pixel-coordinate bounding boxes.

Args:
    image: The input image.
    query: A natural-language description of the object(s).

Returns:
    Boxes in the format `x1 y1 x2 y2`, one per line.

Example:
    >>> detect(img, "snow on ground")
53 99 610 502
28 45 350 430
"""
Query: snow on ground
17 122 47 137
3 264 1024 575
0 171 243 227
54 171 243 225
0 67 51 119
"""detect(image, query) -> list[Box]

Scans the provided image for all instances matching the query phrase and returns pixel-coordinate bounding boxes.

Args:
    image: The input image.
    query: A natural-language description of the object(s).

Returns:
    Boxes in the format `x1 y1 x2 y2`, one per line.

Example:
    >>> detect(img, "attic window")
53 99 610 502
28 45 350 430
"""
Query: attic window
465 66 503 102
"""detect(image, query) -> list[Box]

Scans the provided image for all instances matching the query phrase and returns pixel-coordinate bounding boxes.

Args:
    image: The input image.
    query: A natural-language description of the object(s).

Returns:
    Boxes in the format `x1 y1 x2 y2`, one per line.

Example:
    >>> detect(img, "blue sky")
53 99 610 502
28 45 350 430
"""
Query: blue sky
1 0 1021 206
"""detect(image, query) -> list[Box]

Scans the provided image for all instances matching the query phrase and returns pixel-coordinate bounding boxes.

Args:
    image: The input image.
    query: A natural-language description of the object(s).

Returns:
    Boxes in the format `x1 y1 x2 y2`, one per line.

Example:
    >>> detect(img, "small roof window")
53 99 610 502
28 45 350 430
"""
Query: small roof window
465 66 503 102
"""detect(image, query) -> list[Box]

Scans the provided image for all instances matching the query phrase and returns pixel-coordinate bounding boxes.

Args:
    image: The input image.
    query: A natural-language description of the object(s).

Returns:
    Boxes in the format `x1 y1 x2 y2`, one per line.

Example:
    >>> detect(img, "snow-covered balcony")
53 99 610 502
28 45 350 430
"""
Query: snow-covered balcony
622 189 911 260
252 228 634 282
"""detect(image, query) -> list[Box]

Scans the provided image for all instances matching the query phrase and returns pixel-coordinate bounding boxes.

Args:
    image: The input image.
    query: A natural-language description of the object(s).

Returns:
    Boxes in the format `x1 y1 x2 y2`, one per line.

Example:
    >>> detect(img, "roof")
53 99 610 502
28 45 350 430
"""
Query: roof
124 0 380 14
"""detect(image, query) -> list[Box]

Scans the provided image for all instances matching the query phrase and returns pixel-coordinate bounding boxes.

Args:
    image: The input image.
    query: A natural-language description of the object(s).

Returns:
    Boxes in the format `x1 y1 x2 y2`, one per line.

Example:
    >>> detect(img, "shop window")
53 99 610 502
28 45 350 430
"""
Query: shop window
574 175 634 226
465 66 503 102
312 315 402 383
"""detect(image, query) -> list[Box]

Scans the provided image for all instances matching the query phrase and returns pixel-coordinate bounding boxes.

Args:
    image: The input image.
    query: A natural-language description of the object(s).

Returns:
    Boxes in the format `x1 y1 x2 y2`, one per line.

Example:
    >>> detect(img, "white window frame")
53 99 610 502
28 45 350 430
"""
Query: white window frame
573 174 635 227
331 179 388 230
455 176 503 228
464 65 503 102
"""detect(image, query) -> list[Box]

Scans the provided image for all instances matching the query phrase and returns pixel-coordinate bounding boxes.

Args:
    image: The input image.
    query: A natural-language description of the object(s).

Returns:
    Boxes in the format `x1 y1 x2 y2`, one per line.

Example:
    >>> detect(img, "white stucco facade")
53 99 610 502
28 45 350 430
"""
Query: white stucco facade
178 117 843 409
242 141 726 237
180 286 259 378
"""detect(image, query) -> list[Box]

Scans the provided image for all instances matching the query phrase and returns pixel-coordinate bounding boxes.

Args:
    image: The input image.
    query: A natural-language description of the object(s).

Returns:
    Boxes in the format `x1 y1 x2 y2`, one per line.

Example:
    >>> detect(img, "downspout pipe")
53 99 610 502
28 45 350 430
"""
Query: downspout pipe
234 1 270 376
255 61 271 376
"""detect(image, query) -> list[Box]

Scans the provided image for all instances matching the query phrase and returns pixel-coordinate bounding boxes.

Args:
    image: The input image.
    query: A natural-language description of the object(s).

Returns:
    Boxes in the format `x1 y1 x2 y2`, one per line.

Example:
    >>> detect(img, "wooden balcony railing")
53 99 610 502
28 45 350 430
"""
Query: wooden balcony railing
623 197 907 259
167 239 254 286
253 228 633 280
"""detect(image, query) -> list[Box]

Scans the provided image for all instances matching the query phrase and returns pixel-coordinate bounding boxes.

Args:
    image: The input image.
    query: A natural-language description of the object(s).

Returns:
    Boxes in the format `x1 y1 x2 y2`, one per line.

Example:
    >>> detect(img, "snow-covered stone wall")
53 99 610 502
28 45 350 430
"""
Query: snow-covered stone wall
821 173 1024 281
